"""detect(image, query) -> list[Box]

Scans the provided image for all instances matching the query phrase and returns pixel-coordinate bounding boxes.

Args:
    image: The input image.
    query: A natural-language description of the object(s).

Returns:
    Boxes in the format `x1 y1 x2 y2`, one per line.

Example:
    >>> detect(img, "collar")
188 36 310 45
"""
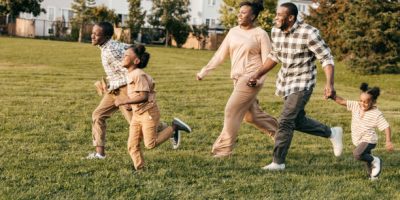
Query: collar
98 39 113 49
283 20 301 34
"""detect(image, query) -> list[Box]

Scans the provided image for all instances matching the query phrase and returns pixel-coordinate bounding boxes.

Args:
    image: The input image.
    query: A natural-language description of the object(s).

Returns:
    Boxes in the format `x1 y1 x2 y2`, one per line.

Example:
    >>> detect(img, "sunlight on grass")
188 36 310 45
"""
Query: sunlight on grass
0 37 399 199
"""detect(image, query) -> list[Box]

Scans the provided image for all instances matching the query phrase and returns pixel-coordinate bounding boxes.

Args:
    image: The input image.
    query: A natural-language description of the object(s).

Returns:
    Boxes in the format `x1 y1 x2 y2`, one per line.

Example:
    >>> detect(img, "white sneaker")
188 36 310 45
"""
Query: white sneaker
329 127 343 157
86 152 106 159
262 162 285 171
371 156 381 177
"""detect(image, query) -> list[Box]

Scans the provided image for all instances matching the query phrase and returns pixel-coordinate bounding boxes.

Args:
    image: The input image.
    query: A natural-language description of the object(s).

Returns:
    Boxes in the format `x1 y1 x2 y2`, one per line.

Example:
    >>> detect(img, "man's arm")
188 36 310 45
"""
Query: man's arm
323 64 335 99
247 58 278 87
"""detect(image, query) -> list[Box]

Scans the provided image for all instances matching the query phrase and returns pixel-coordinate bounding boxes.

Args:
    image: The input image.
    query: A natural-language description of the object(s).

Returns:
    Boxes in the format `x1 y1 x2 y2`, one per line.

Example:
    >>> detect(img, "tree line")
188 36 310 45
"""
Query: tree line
1 0 398 74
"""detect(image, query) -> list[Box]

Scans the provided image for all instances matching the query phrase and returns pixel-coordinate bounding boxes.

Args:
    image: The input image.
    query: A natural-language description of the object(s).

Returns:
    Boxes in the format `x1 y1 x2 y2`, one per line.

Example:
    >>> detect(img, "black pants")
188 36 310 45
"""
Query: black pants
273 89 332 164
353 142 376 175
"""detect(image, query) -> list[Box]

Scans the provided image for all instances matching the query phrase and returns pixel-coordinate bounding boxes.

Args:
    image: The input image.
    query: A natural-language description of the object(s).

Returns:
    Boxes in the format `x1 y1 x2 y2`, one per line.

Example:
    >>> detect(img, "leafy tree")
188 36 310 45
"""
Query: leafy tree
147 0 190 47
0 0 45 18
304 0 350 59
191 24 209 49
219 0 276 32
71 0 95 43
90 5 117 24
340 0 399 74
127 0 146 41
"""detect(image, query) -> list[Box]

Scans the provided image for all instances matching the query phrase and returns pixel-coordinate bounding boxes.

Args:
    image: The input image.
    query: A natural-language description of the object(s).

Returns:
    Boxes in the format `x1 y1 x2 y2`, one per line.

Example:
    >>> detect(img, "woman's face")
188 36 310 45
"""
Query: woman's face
237 5 254 26
359 92 374 111
122 48 138 68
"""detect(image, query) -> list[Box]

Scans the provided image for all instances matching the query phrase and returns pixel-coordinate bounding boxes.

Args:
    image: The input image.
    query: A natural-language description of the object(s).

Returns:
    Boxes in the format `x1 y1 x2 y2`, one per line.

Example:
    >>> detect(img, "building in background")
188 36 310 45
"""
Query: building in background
277 0 319 19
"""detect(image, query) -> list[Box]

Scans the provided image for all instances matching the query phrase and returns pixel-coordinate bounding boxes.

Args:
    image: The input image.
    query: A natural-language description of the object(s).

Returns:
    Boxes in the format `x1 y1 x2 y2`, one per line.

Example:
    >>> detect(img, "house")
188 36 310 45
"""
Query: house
277 0 319 19
14 0 224 37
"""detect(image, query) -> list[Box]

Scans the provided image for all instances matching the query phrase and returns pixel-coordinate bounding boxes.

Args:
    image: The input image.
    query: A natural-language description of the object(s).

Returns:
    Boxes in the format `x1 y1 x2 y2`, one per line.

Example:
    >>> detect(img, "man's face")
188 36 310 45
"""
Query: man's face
274 7 291 31
91 25 107 46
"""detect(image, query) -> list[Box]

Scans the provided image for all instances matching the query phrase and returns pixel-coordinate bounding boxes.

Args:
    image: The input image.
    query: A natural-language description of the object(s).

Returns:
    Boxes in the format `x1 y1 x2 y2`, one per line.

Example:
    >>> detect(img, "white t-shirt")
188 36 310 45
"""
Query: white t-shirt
347 100 389 146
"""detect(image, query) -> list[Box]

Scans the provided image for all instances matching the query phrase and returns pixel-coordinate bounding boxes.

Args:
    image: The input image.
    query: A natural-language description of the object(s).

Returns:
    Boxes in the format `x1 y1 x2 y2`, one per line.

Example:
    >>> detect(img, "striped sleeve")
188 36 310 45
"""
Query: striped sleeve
376 113 390 131
346 100 358 111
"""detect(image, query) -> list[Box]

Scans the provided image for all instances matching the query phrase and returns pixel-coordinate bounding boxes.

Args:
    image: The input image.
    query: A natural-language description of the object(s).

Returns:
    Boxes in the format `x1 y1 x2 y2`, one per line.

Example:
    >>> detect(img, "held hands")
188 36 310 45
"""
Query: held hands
324 83 336 100
247 75 258 87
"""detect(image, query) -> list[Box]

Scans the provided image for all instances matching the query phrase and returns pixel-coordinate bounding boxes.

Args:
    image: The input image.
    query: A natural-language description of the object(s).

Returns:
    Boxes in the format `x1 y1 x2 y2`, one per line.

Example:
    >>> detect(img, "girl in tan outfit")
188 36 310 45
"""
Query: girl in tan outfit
197 1 278 157
115 45 191 171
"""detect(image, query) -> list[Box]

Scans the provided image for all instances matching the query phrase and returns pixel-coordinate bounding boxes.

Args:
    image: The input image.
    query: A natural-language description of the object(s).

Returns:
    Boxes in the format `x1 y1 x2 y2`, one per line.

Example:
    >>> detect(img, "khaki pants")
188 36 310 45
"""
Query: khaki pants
128 105 174 170
212 76 278 156
92 86 132 146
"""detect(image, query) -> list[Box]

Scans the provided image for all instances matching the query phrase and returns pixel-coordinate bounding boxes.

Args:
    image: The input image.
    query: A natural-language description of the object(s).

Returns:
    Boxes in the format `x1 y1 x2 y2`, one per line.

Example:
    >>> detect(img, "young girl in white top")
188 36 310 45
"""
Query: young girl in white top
332 83 393 179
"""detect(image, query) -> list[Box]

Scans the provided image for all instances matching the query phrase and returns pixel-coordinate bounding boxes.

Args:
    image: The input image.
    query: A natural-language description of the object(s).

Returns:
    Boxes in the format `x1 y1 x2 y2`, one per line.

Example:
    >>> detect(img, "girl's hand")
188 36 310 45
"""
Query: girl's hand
386 141 394 152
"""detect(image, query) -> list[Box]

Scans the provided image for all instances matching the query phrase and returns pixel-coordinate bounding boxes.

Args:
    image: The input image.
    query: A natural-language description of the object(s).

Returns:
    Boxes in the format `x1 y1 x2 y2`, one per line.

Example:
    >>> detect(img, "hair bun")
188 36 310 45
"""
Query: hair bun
254 0 264 11
136 44 146 55
360 82 369 92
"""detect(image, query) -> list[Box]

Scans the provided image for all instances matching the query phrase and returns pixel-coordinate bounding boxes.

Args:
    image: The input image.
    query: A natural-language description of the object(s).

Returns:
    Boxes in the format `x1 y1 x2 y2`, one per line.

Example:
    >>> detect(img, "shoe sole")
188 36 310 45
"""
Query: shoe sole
171 130 181 149
173 118 192 133
372 158 382 178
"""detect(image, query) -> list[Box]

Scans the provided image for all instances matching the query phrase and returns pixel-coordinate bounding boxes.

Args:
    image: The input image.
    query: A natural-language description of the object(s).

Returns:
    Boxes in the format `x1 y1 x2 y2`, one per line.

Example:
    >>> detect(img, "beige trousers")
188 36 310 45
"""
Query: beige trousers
212 76 278 156
92 86 132 146
128 105 174 170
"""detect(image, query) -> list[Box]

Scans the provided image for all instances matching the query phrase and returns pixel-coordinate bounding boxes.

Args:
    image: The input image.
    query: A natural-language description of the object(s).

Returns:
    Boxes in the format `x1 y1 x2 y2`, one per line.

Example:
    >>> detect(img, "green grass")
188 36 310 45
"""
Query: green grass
0 37 399 199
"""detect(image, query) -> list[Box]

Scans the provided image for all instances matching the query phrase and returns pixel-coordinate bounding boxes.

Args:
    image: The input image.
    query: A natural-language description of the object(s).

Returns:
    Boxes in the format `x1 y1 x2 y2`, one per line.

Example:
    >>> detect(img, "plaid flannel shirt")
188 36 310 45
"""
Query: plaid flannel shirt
99 39 129 91
268 21 334 97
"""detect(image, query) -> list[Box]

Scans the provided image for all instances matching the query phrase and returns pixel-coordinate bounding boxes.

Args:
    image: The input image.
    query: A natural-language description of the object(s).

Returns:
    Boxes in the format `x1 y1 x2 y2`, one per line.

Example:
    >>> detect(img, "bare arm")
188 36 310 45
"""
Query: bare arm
331 94 346 106
384 127 394 152
323 64 335 99
247 58 277 87
115 91 148 107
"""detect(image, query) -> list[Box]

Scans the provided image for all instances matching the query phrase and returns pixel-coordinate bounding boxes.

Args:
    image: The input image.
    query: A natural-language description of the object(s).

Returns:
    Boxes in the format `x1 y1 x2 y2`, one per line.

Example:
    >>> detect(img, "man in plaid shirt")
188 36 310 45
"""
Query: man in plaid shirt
248 2 343 170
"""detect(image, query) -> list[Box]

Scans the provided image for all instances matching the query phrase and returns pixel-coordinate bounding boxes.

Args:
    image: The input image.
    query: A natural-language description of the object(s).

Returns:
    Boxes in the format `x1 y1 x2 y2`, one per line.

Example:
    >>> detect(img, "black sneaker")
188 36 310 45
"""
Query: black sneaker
170 130 181 149
172 118 192 133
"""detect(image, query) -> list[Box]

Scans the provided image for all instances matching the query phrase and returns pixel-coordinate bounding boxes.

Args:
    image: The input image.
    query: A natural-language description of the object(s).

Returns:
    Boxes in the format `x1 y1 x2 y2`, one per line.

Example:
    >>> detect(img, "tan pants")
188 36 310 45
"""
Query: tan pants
128 105 174 170
212 76 278 156
92 86 132 146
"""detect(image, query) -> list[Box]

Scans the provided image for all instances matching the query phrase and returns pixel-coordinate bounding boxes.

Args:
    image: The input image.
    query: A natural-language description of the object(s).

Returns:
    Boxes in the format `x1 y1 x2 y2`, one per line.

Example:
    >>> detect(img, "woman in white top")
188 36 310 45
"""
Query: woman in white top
331 83 393 180
197 1 278 157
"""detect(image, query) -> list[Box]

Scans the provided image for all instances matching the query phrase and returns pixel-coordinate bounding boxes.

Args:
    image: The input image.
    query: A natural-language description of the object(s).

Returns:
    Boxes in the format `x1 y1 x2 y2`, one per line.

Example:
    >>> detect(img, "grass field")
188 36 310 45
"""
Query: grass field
0 37 399 199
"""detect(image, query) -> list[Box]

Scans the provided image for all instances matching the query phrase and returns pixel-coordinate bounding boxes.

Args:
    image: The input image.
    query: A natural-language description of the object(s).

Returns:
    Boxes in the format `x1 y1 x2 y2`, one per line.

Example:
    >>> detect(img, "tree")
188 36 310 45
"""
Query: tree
0 0 45 18
127 0 146 41
304 0 350 59
219 0 276 32
90 5 117 24
191 24 209 49
340 0 399 74
71 0 95 43
147 0 191 47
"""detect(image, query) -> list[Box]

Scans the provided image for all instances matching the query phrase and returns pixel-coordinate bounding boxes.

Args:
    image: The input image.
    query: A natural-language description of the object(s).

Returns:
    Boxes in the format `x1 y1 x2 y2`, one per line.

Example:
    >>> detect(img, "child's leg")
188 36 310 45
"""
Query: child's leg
142 107 174 149
128 119 144 170
353 142 376 175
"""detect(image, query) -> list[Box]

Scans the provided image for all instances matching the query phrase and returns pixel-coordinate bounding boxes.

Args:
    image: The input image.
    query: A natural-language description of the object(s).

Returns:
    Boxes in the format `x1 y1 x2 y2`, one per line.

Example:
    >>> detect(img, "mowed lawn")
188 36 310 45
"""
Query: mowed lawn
0 37 399 199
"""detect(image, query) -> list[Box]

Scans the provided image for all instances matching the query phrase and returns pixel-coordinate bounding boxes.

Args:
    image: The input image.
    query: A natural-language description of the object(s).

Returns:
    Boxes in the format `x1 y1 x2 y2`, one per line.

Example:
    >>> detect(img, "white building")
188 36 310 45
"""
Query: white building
18 0 224 36
277 0 318 19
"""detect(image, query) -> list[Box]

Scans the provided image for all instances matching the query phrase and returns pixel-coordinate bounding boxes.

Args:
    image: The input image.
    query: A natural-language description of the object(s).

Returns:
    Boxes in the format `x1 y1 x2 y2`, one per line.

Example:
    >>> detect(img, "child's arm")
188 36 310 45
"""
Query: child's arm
384 127 394 152
331 94 347 106
115 91 149 107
